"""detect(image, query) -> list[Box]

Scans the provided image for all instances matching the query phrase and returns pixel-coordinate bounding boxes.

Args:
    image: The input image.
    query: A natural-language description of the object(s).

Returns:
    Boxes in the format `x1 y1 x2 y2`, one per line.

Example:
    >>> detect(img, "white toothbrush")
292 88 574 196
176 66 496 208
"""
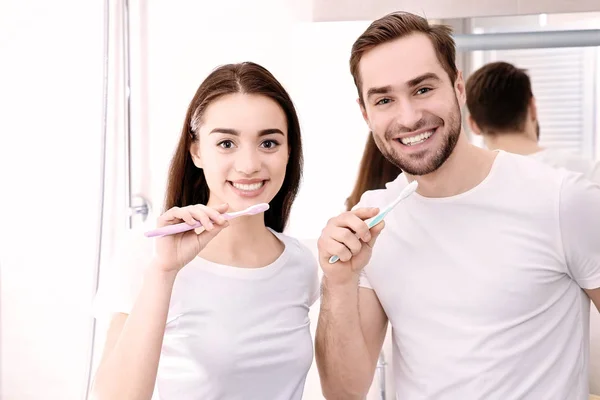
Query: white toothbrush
144 203 270 238
328 180 418 264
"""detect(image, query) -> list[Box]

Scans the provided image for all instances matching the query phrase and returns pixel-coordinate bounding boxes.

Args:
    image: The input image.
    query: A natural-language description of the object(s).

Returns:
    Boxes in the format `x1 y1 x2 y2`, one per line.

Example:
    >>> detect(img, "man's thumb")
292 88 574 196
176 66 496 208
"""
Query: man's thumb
367 220 385 247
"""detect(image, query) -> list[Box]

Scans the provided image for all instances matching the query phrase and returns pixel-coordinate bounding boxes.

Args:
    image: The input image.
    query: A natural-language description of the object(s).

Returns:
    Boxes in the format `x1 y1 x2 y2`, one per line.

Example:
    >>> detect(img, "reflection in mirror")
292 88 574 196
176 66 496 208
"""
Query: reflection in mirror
452 12 600 161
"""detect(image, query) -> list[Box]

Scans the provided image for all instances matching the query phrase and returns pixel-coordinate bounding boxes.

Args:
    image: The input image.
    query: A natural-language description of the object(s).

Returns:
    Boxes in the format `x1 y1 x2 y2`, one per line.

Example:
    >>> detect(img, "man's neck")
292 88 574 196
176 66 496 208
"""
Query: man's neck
405 132 498 198
484 131 543 156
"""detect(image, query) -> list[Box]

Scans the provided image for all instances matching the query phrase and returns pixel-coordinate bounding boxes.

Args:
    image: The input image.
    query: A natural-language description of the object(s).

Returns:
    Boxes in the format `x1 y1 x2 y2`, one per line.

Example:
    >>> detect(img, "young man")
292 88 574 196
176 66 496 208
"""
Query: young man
315 12 600 400
465 61 600 183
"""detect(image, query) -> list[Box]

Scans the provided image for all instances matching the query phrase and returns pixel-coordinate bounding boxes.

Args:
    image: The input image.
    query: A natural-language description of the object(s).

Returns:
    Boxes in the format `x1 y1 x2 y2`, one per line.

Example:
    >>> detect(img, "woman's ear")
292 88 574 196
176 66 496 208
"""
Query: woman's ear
190 142 202 168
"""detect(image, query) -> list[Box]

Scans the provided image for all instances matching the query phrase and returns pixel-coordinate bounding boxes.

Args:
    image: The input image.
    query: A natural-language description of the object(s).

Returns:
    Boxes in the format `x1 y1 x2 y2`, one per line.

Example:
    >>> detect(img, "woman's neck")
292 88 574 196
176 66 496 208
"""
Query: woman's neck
198 214 284 268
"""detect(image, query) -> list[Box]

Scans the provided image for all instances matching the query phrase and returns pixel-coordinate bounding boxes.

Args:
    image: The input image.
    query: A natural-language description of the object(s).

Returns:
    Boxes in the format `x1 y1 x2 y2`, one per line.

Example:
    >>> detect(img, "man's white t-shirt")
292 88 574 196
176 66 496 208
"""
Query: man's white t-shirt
530 147 600 395
530 148 600 184
357 151 600 399
94 229 320 400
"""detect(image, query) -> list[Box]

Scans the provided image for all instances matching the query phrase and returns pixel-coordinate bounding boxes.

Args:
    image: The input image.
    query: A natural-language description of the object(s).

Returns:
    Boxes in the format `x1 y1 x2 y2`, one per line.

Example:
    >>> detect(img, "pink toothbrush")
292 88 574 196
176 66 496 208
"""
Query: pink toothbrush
144 203 270 238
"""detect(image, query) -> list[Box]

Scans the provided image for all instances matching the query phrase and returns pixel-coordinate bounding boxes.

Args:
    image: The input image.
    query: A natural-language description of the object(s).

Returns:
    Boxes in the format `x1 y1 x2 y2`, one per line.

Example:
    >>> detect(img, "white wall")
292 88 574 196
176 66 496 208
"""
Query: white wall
0 1 104 399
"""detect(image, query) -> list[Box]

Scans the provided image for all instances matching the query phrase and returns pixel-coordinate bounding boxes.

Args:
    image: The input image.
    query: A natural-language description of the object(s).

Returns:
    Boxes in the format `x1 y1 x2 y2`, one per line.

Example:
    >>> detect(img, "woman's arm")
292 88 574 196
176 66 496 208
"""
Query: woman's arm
90 264 177 400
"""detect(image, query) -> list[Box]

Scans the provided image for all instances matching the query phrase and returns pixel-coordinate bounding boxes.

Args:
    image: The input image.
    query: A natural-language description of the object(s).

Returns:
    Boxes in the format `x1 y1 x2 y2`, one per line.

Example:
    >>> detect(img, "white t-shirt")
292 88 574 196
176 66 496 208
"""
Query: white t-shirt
530 148 600 184
94 229 320 400
357 150 600 399
529 147 600 395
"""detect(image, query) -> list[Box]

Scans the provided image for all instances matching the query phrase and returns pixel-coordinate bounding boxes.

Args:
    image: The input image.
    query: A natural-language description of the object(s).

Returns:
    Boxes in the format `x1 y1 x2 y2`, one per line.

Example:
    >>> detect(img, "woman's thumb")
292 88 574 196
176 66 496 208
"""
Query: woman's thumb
214 203 229 214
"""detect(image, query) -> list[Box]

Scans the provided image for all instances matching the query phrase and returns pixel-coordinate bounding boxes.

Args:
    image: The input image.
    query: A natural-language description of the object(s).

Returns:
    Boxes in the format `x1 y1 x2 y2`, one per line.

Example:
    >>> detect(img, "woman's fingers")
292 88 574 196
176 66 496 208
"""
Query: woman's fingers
158 207 196 227
158 203 230 230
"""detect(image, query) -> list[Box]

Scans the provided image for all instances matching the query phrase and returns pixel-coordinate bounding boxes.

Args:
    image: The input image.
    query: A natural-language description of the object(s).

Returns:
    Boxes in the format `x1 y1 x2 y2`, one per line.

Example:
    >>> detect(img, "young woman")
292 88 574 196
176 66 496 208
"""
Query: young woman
91 62 319 400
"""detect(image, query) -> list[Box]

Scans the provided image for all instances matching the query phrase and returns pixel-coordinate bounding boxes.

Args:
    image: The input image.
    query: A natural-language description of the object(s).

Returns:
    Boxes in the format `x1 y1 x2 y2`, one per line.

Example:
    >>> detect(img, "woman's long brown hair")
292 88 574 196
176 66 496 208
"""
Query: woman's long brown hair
164 62 303 233
345 134 402 211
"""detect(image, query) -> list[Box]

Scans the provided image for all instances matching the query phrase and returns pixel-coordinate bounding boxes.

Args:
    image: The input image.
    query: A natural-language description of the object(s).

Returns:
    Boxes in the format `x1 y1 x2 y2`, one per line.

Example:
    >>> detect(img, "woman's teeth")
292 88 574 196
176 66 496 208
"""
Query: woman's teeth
232 181 264 191
400 130 434 146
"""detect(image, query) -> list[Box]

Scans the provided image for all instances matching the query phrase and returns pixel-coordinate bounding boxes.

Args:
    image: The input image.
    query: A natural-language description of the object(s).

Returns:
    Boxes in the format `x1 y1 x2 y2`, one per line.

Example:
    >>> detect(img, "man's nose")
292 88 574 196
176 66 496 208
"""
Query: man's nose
395 99 424 131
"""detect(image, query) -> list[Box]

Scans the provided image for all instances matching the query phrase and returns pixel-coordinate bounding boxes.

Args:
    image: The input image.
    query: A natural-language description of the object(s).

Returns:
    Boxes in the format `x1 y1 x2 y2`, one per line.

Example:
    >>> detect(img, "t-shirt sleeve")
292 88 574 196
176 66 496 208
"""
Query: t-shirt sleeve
309 264 321 307
303 243 321 307
92 230 155 321
358 269 373 290
559 171 600 290
588 160 600 185
293 237 322 306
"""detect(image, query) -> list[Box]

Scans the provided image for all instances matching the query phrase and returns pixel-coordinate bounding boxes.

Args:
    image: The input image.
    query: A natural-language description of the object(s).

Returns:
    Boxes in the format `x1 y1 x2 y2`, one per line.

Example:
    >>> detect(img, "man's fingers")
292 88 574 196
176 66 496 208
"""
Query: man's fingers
329 226 363 255
324 237 353 263
352 207 380 220
331 210 377 242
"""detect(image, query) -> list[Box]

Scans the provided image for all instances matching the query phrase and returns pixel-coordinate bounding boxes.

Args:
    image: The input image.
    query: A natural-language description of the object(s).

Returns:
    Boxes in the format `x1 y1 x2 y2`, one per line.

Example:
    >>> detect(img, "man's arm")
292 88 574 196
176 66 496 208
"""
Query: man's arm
559 172 600 312
585 288 600 313
316 279 388 399
315 207 388 399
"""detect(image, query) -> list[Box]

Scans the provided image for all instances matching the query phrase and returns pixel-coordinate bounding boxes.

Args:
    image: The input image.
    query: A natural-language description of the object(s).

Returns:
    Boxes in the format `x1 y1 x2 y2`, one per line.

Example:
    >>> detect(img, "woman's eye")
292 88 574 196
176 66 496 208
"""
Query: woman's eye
261 140 279 149
218 140 234 149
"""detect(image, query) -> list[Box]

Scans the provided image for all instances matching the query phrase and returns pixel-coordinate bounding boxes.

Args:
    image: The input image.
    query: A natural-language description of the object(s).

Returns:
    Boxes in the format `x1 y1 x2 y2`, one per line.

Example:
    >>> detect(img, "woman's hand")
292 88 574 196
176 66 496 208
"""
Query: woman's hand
153 203 230 273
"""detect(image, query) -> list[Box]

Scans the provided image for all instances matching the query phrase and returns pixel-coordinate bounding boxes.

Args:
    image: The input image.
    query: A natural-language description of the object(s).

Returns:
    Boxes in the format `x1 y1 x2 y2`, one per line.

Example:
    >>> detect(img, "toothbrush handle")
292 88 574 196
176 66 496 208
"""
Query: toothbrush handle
144 221 203 238
328 255 341 264
145 211 240 238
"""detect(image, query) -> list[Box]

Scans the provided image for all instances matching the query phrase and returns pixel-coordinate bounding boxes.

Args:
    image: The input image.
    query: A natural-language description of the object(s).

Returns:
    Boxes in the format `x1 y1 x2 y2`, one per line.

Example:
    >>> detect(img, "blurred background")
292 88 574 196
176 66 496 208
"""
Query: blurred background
0 1 598 399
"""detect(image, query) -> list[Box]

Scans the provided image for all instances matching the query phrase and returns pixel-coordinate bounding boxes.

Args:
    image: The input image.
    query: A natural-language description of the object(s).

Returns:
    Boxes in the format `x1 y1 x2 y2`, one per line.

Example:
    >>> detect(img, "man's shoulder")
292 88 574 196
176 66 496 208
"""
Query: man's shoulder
496 150 566 185
354 173 408 209
529 148 600 183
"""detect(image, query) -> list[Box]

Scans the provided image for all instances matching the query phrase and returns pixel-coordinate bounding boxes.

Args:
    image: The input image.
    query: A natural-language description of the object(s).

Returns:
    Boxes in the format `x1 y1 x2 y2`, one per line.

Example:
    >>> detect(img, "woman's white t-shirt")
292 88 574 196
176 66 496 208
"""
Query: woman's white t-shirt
94 229 320 400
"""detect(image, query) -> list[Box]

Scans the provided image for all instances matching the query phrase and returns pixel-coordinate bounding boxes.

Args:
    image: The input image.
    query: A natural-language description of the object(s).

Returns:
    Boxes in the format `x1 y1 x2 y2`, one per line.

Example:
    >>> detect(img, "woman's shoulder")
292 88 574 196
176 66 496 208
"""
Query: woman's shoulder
271 231 317 263
272 231 321 305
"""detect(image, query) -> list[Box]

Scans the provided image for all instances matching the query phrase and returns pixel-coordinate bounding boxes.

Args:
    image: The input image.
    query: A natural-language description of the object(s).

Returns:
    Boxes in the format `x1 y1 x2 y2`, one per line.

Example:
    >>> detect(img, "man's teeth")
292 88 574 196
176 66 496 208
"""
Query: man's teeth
232 181 264 191
400 130 434 146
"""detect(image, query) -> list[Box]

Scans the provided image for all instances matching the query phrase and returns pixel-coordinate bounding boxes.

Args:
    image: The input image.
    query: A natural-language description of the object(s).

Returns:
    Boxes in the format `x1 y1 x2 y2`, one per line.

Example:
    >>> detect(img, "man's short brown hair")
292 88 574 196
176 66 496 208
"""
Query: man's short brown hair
350 12 458 104
466 61 533 134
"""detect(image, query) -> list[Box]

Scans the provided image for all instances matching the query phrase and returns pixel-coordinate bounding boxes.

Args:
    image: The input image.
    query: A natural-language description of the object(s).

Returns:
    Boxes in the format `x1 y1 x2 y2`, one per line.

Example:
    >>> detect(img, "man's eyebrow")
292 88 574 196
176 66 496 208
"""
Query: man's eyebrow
365 73 442 99
407 72 441 88
366 85 393 99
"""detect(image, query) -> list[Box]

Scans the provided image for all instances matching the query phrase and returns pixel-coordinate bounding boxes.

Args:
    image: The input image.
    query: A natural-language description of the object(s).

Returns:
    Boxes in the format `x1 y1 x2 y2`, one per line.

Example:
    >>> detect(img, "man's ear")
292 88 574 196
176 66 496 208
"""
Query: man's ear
357 98 371 130
528 96 538 122
467 115 482 136
454 70 466 104
190 142 202 168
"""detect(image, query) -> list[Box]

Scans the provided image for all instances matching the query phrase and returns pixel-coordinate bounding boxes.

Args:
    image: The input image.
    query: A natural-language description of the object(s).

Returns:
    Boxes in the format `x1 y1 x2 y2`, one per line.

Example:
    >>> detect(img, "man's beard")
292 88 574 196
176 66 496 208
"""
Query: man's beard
374 100 461 176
